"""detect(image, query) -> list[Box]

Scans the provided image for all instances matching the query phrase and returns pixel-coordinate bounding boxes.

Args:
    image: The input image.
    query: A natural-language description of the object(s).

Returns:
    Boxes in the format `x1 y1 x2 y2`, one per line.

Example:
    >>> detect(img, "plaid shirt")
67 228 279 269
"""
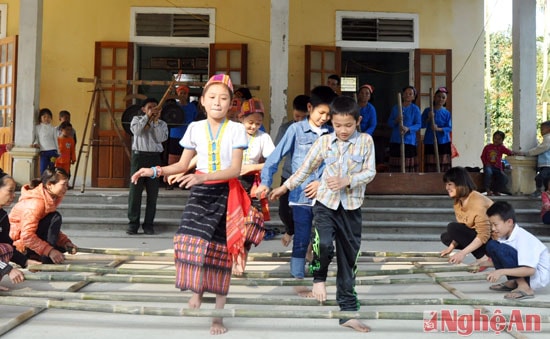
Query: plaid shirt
284 131 376 210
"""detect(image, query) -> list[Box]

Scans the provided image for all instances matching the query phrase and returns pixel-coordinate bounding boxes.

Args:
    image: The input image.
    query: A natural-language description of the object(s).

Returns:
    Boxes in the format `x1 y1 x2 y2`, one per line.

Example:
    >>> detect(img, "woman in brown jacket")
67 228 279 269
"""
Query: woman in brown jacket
440 167 493 267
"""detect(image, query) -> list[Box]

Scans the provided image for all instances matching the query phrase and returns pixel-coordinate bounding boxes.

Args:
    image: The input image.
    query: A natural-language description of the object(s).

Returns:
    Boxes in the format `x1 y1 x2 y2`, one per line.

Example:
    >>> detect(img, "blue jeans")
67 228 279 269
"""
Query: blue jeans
486 239 530 284
40 150 58 174
290 205 313 278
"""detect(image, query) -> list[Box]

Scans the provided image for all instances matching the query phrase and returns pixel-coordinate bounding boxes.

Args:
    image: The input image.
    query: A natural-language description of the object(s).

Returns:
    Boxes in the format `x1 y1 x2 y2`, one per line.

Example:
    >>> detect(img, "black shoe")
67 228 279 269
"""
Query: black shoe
126 228 138 235
143 228 155 235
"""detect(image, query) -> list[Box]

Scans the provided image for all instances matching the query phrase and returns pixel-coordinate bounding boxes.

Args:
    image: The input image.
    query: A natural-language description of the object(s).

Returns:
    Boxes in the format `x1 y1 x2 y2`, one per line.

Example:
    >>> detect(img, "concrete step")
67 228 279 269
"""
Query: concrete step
15 189 549 241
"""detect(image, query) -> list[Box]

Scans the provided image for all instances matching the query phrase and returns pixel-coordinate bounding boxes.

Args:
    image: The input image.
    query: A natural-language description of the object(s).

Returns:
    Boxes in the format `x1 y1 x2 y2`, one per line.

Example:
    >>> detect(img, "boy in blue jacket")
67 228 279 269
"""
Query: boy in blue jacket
255 86 336 296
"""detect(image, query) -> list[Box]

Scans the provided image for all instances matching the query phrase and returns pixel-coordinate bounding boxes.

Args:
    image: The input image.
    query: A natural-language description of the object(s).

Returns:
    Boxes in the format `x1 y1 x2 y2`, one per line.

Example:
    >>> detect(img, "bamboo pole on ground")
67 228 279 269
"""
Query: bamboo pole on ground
413 261 526 339
28 263 474 278
76 247 444 259
2 290 550 309
22 272 487 286
0 296 548 322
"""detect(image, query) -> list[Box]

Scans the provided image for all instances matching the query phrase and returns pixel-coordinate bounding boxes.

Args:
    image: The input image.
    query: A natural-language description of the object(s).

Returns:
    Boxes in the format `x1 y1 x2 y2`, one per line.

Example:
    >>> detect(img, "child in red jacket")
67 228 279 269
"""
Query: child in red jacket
480 131 514 196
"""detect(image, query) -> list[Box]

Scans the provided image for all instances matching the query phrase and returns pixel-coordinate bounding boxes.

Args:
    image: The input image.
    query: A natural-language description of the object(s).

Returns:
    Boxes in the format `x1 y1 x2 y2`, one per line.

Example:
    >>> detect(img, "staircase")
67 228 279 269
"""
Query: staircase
29 188 548 241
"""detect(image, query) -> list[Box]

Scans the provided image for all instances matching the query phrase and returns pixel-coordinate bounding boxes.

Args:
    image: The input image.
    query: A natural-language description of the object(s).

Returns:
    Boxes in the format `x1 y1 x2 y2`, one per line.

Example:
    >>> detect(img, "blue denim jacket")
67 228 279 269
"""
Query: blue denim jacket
260 119 330 205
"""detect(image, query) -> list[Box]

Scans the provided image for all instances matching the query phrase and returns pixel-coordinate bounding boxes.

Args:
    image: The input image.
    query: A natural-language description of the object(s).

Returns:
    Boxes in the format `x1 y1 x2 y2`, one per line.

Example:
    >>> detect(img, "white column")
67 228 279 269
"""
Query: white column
269 0 289 140
512 0 537 151
11 0 43 185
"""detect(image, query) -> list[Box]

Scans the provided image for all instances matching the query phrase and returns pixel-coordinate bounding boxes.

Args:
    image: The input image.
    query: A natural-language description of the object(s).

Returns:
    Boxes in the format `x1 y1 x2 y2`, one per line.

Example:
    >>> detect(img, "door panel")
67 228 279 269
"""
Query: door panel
304 45 341 94
209 43 248 86
93 42 133 187
414 48 452 172
0 36 16 173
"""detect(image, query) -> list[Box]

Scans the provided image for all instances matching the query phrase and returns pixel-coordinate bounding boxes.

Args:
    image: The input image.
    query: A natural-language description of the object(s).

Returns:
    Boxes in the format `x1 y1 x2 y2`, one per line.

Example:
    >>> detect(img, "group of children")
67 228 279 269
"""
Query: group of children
2 75 548 335
33 108 76 178
126 74 550 335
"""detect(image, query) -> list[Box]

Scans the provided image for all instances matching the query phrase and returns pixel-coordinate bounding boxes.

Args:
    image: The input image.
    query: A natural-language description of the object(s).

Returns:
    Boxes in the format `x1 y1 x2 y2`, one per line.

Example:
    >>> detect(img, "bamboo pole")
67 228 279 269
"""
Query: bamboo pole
77 77 260 90
28 263 474 278
430 88 441 172
76 247 444 259
414 260 526 339
22 272 486 286
0 296 548 322
397 92 405 173
2 290 550 309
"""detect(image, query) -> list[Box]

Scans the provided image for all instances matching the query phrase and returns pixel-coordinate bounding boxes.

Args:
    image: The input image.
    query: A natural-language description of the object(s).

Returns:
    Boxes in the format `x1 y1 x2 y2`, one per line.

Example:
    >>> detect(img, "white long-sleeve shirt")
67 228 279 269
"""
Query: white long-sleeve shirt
33 123 59 152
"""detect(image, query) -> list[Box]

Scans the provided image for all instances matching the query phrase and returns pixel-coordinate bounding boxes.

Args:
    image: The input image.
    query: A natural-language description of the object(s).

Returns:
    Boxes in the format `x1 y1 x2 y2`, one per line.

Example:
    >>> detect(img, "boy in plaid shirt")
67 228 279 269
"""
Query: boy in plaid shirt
269 96 376 332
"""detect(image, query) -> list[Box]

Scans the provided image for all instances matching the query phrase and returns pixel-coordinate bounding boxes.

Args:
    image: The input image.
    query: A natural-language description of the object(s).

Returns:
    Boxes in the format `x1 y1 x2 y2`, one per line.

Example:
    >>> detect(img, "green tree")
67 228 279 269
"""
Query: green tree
485 30 544 147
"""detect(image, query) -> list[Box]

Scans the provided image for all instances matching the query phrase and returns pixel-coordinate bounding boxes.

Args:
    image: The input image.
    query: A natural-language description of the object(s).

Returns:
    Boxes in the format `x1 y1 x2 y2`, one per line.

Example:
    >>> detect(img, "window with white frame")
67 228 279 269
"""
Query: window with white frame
336 11 419 50
130 7 215 46
0 4 7 39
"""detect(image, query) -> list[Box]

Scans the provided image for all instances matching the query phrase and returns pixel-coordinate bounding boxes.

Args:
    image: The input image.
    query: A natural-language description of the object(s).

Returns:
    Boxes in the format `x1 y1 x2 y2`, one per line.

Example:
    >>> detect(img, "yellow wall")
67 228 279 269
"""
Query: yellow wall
7 0 485 184
287 0 484 167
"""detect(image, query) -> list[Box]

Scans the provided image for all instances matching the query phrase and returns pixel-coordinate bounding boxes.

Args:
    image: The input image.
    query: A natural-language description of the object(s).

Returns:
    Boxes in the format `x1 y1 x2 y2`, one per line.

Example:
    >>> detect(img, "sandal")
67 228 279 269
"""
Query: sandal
504 290 534 300
489 282 516 292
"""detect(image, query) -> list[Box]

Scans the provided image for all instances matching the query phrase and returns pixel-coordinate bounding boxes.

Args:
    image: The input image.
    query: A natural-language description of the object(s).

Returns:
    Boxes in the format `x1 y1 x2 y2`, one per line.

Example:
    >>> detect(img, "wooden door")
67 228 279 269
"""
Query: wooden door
0 36 17 173
93 41 134 187
414 49 452 172
209 43 248 86
304 45 341 94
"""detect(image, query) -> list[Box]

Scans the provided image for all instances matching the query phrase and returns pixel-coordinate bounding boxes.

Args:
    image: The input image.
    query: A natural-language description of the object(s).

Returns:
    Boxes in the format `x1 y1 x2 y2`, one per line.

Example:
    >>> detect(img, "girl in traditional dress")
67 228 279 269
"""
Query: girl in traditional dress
422 87 452 172
233 97 274 275
387 86 422 172
131 74 248 335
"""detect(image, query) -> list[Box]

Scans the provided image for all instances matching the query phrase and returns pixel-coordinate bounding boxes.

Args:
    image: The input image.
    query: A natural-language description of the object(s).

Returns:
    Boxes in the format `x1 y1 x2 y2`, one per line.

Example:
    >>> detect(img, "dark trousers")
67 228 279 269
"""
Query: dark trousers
535 167 550 190
311 202 362 319
40 150 58 174
26 212 65 263
440 222 487 259
486 240 530 284
128 152 161 232
483 165 508 192
279 176 294 235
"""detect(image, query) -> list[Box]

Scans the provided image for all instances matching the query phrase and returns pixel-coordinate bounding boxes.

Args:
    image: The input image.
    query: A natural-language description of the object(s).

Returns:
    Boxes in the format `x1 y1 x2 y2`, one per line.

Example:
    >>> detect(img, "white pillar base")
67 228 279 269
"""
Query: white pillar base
506 155 537 195
10 146 39 186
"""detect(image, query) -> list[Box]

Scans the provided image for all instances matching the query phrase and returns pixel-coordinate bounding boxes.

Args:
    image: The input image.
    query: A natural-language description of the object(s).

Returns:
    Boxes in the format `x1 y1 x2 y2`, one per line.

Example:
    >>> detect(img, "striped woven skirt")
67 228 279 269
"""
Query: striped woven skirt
174 183 232 295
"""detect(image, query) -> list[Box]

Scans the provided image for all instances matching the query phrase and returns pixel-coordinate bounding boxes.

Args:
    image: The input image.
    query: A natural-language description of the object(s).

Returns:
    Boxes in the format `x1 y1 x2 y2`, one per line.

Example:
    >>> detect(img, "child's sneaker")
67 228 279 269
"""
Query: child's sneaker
530 190 541 198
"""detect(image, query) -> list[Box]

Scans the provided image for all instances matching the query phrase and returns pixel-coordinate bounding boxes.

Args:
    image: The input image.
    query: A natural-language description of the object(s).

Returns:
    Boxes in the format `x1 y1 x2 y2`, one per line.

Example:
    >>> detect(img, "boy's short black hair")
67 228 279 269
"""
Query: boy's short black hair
310 86 337 109
59 121 73 130
292 95 310 112
493 130 505 140
59 110 71 119
328 74 340 85
330 96 360 120
541 121 550 129
486 201 516 224
141 97 159 108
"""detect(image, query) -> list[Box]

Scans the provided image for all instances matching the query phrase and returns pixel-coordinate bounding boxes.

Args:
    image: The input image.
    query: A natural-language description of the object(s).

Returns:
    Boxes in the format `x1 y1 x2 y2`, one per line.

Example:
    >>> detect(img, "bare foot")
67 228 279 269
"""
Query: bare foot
293 285 314 298
312 281 327 302
232 261 243 276
231 253 247 276
210 318 227 335
341 319 371 332
281 233 292 247
189 293 202 309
